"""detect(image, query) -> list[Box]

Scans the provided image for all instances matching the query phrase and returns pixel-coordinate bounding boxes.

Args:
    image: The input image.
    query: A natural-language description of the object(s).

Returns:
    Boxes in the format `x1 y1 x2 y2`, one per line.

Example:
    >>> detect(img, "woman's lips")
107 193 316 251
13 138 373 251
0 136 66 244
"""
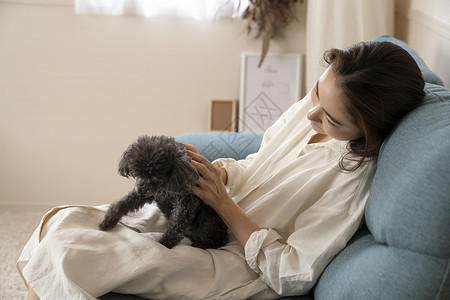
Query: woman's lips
310 121 323 132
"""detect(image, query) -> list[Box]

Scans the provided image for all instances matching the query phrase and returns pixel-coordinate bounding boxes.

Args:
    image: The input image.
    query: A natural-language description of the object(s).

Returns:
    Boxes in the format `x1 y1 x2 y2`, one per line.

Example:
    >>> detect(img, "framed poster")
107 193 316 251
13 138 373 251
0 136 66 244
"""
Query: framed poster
239 52 302 133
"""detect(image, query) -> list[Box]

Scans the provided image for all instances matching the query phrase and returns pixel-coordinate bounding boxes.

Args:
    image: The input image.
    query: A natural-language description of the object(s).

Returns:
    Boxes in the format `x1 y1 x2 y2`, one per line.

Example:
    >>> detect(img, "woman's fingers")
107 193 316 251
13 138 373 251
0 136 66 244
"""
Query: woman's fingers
187 149 205 162
186 149 224 194
191 159 215 180
187 150 214 170
182 143 199 154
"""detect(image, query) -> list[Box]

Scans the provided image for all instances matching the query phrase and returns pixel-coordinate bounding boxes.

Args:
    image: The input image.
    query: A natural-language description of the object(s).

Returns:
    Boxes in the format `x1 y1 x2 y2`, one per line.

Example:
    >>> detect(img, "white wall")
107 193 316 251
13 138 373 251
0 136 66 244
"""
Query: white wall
1 0 448 208
395 0 450 87
0 1 307 206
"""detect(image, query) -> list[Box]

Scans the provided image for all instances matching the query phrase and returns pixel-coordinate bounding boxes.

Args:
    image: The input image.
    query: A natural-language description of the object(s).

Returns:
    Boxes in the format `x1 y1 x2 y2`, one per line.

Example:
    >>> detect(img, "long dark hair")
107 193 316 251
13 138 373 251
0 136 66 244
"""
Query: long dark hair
323 41 425 171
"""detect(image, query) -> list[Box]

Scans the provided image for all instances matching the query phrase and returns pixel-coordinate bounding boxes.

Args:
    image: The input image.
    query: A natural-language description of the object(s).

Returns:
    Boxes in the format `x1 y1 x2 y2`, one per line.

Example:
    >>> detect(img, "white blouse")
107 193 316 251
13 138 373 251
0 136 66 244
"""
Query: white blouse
217 92 375 295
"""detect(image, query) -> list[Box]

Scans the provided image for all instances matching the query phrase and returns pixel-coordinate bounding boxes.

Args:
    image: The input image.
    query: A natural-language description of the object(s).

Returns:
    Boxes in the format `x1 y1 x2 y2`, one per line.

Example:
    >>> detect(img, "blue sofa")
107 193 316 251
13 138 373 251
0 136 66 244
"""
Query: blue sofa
101 36 449 299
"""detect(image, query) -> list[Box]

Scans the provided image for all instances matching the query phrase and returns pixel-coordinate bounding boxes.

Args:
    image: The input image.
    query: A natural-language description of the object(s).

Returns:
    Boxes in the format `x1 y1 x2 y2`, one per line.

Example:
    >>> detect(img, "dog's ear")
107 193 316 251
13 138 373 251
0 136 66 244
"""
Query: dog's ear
165 151 199 194
118 144 134 177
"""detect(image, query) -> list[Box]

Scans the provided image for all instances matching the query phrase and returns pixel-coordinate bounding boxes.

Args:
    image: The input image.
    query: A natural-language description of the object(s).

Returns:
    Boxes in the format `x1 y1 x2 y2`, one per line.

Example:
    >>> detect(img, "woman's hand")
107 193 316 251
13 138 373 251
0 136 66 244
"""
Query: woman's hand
184 143 227 185
184 143 261 247
186 147 230 211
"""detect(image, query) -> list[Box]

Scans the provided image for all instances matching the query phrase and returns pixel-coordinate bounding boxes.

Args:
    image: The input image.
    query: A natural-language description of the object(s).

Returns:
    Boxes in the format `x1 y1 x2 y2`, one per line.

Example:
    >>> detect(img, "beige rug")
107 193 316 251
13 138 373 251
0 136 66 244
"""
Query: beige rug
0 205 51 300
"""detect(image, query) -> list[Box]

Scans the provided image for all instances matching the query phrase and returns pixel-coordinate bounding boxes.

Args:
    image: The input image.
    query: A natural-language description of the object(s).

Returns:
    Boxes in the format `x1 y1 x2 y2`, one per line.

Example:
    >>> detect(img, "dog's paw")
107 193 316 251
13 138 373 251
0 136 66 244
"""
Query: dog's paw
159 235 181 249
99 218 117 231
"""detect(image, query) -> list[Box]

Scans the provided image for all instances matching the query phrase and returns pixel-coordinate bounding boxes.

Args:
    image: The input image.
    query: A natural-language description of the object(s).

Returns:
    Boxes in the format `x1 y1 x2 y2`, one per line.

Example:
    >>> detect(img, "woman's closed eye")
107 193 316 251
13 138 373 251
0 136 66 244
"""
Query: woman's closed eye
313 79 344 128
326 117 338 127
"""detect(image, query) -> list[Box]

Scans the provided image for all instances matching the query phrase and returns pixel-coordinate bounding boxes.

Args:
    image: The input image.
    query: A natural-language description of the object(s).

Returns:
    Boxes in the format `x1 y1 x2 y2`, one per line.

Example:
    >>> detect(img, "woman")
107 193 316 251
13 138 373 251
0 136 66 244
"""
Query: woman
22 41 425 300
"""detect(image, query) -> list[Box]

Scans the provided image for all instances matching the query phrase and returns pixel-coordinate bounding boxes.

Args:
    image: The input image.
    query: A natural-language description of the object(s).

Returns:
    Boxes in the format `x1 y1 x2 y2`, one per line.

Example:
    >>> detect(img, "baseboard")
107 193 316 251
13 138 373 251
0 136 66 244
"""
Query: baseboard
0 202 56 211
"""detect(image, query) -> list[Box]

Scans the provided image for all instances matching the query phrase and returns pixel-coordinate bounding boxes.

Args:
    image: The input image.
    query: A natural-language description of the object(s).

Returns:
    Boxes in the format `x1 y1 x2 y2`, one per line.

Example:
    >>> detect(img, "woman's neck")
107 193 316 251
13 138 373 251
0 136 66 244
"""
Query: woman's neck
308 133 332 144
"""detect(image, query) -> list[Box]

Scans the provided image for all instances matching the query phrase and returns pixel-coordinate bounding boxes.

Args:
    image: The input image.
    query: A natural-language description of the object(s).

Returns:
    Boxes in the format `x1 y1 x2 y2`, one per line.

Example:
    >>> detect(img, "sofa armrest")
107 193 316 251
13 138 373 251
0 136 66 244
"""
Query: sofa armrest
176 132 263 162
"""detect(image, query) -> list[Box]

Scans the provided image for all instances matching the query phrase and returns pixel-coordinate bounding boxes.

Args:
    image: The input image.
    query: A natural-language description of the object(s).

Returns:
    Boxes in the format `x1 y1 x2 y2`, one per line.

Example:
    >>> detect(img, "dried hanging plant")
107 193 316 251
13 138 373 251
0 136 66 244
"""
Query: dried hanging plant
240 0 302 67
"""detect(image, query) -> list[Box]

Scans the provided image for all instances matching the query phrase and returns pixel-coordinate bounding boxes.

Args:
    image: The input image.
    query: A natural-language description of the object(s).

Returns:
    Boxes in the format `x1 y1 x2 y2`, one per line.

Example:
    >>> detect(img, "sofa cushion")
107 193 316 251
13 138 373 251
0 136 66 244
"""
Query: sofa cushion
314 229 449 299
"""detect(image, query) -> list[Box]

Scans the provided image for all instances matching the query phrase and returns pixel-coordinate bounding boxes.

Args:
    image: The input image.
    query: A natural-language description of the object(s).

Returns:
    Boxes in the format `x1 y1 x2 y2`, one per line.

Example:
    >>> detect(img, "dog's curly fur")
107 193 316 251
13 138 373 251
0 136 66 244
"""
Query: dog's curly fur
99 135 229 249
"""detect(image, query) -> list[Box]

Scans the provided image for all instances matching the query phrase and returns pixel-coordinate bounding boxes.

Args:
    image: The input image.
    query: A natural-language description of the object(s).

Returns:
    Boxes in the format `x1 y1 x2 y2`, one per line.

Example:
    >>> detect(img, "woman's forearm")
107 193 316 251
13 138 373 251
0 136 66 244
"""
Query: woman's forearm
210 163 258 246
215 163 258 245
213 196 260 247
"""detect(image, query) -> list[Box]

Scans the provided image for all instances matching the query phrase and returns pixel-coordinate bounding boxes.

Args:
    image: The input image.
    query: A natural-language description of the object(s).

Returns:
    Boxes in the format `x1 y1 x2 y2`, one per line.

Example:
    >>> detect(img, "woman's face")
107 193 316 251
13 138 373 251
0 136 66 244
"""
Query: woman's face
307 67 363 141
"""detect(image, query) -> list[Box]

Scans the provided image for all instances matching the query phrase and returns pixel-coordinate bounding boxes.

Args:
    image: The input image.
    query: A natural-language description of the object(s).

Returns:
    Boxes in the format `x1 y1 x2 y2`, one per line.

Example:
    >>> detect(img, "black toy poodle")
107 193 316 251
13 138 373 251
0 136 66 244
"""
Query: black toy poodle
99 135 228 249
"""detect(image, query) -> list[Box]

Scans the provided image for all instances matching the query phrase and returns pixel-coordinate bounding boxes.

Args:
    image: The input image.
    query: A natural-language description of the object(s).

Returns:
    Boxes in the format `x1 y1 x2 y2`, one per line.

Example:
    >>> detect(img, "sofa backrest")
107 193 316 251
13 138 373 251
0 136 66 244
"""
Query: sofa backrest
365 35 450 260
175 132 263 162
365 83 450 258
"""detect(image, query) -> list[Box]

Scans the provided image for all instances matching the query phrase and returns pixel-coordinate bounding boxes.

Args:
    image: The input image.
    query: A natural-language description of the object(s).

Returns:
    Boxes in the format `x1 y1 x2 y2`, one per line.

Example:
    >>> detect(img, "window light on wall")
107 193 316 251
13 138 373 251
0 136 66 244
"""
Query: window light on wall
74 0 250 21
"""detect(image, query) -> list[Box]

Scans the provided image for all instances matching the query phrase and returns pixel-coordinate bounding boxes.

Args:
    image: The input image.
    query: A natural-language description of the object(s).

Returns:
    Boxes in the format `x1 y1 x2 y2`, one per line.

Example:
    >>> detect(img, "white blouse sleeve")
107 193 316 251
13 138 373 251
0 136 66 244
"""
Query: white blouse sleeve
213 154 256 190
244 206 364 296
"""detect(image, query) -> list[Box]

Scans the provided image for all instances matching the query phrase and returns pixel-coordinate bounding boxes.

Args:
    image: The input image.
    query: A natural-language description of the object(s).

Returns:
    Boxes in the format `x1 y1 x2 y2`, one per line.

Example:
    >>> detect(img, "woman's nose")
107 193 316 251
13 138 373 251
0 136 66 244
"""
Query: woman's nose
307 105 322 122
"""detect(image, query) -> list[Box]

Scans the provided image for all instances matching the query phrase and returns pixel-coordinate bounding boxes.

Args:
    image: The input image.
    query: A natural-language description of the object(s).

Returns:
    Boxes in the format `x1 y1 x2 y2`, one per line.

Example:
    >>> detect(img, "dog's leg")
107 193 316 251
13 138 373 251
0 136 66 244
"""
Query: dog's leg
99 191 152 231
158 195 200 249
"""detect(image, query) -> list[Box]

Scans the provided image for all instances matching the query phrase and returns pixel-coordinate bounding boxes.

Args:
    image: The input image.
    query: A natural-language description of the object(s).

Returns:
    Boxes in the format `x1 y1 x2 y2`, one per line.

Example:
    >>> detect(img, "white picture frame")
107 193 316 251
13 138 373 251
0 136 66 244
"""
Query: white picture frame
239 52 302 133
